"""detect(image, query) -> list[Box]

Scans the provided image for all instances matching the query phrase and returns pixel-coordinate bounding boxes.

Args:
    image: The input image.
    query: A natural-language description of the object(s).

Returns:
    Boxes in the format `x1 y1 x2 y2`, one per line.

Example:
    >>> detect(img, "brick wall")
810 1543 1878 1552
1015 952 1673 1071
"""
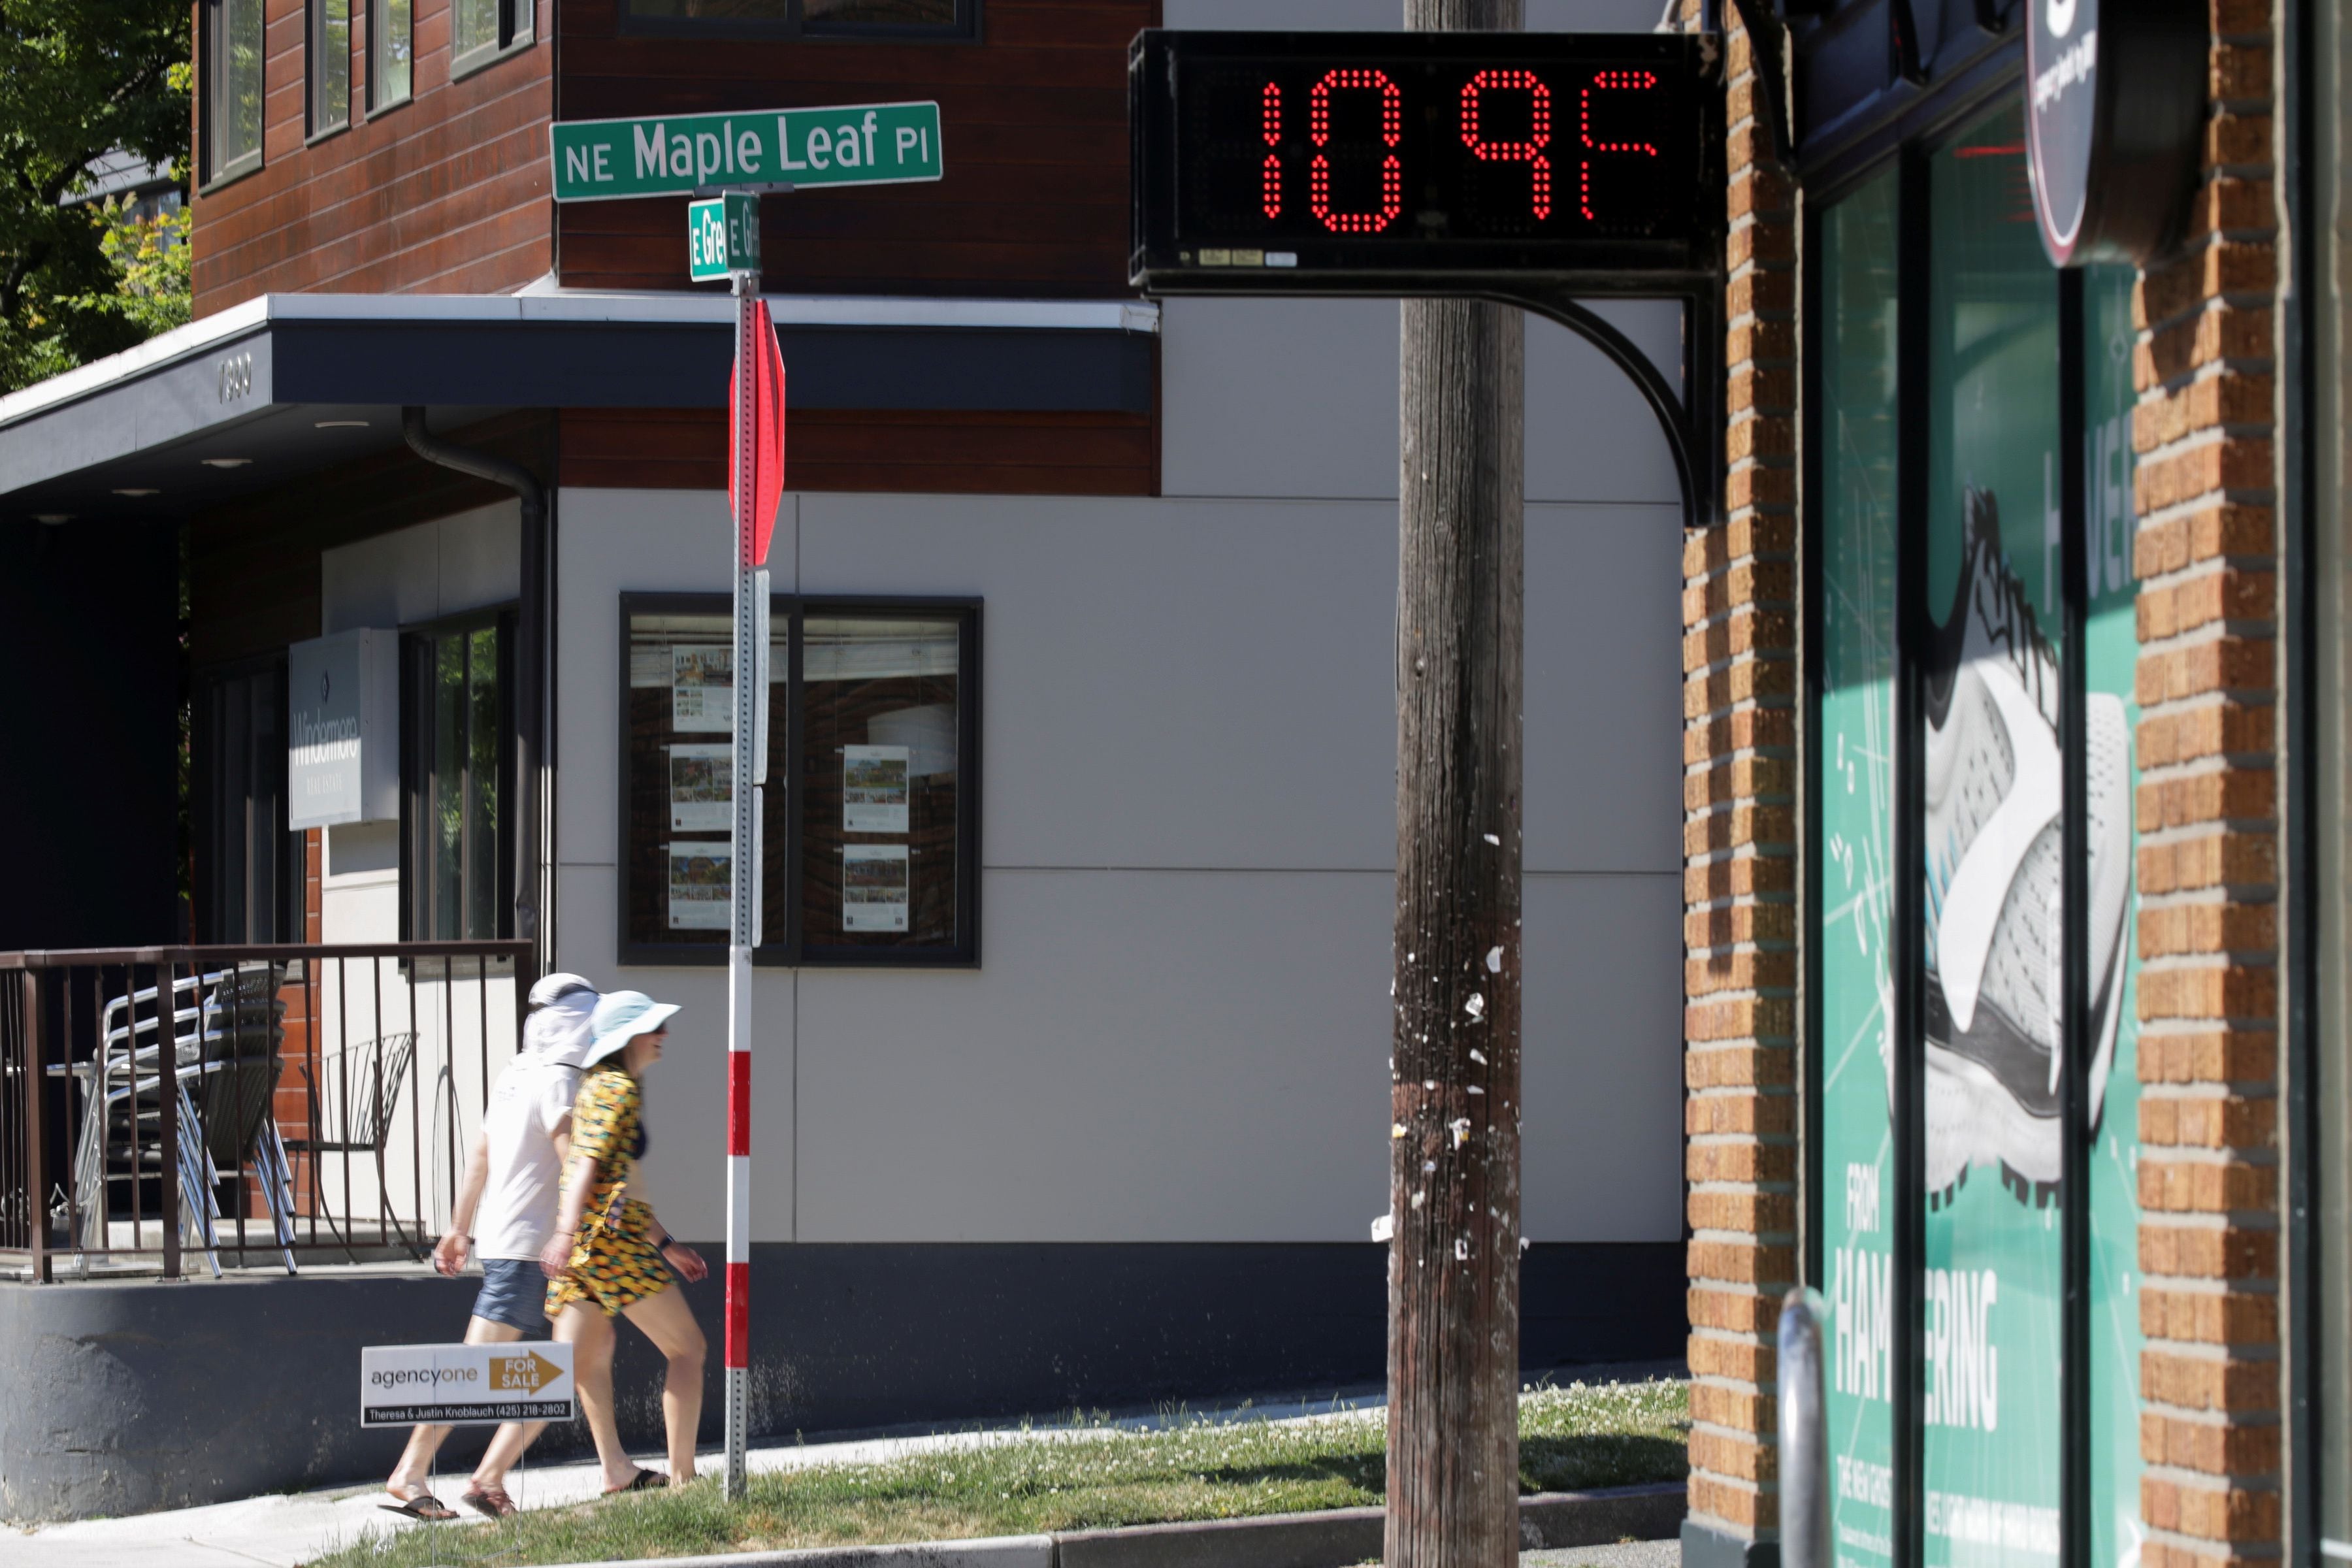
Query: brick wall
1680 8 1799 1552
2128 3 2286 1565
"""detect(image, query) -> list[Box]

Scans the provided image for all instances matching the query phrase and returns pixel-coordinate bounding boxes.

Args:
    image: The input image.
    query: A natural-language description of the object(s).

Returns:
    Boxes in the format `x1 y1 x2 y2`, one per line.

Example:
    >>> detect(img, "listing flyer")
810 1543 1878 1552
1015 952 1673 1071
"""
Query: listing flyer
671 647 732 733
669 745 733 831
842 745 910 833
842 844 909 932
666 841 731 929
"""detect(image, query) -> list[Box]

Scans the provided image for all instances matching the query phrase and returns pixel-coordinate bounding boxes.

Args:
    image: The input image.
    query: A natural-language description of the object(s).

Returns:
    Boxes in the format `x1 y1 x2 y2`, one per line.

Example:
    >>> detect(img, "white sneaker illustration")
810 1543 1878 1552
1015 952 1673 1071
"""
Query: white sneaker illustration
1919 488 2129 1207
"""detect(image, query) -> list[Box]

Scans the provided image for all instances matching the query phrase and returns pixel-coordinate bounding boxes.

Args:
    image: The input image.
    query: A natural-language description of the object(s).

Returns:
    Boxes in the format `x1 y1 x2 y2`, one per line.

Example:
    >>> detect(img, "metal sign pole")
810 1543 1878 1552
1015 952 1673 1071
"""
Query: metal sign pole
725 255 761 1503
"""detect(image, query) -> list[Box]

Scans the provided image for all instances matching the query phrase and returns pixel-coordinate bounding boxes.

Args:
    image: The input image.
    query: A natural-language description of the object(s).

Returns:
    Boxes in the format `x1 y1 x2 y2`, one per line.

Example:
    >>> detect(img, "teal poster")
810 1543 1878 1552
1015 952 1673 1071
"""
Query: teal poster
1819 168 1898 1568
1916 110 2072 1566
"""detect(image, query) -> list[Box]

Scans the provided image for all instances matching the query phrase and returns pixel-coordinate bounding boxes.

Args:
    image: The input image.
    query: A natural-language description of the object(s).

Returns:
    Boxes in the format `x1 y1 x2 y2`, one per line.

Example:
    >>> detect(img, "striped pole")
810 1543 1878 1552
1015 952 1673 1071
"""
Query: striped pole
723 260 762 1501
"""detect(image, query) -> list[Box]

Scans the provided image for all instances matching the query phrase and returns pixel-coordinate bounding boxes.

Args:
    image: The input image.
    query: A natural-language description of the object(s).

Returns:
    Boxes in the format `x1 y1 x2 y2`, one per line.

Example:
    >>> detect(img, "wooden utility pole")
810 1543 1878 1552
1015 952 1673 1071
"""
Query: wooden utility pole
1388 3 1525 1566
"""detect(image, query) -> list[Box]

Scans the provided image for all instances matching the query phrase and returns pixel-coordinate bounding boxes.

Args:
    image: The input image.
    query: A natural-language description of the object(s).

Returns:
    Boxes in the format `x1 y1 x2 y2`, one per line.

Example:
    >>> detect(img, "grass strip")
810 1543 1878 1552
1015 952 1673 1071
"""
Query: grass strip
310 1379 1686 1568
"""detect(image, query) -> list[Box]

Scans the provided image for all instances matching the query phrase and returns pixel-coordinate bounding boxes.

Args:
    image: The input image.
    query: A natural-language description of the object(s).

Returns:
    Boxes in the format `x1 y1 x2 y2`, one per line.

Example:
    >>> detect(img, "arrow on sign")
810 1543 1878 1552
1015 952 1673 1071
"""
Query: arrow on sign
489 1350 568 1393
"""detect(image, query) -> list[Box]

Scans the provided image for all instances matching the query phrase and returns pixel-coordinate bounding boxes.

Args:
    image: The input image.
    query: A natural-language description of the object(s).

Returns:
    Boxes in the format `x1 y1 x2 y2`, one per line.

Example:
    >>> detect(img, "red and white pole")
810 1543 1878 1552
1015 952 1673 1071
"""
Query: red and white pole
723 257 762 1501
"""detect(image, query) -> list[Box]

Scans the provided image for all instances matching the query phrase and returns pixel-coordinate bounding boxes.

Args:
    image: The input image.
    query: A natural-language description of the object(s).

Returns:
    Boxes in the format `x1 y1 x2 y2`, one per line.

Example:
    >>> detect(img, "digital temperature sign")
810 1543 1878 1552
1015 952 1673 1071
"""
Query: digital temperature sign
1130 31 1722 289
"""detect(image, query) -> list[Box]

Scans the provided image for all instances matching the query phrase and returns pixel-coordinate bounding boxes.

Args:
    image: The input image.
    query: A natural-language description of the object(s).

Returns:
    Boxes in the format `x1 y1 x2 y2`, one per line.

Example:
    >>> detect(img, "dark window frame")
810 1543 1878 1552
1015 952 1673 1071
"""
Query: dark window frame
199 0 265 188
368 0 414 116
399 606 517 943
617 0 977 44
615 590 981 970
308 0 353 140
449 0 536 82
193 654 301 945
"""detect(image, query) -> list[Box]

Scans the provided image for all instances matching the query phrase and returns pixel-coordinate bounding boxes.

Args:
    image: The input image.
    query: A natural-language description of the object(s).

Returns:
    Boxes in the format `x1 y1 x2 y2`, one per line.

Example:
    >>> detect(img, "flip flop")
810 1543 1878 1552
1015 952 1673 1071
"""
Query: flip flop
602 1467 668 1495
379 1489 459 1522
460 1484 518 1518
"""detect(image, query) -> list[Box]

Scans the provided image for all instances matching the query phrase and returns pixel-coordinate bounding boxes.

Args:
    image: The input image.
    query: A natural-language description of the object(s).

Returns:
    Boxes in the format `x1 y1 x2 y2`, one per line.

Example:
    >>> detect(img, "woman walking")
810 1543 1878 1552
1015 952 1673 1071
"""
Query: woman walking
541 990 709 1492
382 972 600 1522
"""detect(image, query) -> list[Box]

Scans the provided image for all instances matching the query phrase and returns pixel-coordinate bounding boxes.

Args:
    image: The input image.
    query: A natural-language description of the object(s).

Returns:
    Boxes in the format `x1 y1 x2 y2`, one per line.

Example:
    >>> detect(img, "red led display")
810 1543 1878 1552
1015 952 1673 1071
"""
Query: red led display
1137 31 1714 280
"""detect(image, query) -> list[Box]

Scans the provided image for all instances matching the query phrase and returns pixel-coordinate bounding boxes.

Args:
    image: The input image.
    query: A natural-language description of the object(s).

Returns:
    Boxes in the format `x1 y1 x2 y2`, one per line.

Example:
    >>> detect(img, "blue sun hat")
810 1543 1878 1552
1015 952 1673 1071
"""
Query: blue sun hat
584 990 681 1068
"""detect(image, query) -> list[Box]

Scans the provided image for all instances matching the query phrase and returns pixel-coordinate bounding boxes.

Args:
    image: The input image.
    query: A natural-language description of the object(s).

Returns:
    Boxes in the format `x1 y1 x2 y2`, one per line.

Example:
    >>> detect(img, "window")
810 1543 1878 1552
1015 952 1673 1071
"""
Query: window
372 0 412 110
619 594 978 965
310 0 351 137
402 615 512 941
197 660 300 943
451 0 532 76
621 0 972 41
202 0 264 183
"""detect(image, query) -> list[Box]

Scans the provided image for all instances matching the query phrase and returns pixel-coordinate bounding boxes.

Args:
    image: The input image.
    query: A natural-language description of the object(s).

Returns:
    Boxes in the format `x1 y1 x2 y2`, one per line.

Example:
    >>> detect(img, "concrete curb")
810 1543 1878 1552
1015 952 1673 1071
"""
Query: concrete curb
544 1482 1686 1568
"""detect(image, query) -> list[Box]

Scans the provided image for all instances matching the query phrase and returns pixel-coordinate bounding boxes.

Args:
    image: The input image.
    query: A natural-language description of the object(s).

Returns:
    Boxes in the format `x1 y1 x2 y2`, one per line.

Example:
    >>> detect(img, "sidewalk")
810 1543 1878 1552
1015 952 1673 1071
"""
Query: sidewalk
5 1369 1684 1568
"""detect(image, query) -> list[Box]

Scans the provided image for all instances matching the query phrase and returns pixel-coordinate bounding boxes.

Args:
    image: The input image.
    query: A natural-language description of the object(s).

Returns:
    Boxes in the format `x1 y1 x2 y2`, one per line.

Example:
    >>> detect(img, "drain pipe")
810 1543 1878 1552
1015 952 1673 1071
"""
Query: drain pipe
402 407 547 973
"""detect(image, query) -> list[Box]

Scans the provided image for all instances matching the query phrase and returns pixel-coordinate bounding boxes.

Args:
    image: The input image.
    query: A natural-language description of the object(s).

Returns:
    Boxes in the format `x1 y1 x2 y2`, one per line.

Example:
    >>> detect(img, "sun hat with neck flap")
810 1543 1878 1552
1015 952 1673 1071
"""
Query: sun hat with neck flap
583 990 681 1070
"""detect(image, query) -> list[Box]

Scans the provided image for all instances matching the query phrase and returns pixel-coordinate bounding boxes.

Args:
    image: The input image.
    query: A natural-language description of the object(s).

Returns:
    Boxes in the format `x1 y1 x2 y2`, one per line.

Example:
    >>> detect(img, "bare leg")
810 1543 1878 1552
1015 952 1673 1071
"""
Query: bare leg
470 1417 548 1494
557 1305 635 1490
389 1316 523 1496
620 1286 707 1484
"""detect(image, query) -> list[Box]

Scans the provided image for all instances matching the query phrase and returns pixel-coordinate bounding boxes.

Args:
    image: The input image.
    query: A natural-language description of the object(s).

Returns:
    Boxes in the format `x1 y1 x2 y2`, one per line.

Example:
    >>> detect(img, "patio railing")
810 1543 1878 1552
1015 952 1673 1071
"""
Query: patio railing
0 942 534 1281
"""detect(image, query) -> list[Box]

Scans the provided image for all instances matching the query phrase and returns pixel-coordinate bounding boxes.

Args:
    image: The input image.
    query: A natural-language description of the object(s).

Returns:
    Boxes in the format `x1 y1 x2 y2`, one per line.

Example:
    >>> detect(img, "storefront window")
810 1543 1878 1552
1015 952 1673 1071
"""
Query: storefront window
1816 163 1900 1568
1919 104 2065 1563
619 595 978 965
404 616 511 941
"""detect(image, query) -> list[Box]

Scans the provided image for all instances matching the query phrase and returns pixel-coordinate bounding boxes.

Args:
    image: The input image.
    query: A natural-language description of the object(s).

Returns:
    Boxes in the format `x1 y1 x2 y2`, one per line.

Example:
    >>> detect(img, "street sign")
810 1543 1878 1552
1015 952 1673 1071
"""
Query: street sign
360 1342 576 1427
730 297 786 567
1128 31 1720 289
689 193 762 281
550 101 944 202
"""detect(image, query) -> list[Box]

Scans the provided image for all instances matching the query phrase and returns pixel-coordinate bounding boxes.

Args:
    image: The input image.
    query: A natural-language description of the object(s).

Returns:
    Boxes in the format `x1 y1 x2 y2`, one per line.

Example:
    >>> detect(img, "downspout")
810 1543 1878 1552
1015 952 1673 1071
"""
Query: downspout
402 407 548 975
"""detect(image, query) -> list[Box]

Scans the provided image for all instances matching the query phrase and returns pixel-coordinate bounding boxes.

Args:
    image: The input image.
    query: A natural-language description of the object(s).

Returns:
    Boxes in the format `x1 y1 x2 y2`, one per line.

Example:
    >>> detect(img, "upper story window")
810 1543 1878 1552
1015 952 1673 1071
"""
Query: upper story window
621 0 973 40
310 0 352 138
452 0 533 76
372 0 413 110
201 0 264 183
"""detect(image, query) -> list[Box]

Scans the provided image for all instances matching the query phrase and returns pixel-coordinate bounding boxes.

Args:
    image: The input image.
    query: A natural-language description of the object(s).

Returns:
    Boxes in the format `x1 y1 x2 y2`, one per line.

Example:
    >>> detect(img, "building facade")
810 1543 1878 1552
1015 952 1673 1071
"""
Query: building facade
0 0 1698 1520
1680 5 2345 1568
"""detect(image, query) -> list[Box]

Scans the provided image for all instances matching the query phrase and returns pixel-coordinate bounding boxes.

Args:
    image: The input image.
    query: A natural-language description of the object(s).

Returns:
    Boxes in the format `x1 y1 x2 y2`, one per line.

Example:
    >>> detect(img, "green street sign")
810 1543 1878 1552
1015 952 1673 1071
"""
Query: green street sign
549 101 943 203
689 193 761 281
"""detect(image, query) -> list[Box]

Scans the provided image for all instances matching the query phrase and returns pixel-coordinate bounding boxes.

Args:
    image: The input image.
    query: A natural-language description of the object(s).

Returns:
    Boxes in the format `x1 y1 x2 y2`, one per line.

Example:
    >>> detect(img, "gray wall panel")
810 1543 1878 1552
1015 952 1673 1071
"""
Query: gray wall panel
1162 303 1684 506
1524 502 1682 874
1521 870 1683 1243
802 491 1399 873
794 867 1395 1243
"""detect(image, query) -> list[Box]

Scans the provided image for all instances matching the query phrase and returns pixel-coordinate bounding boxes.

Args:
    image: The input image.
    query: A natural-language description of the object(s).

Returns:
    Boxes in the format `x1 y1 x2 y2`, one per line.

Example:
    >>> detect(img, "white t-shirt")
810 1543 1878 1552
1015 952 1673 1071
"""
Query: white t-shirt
474 1056 580 1262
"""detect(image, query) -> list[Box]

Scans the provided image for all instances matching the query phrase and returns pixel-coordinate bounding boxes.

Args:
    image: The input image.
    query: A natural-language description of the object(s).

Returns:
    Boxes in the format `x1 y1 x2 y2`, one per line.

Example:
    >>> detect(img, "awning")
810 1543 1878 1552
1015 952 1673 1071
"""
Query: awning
0 289 1160 521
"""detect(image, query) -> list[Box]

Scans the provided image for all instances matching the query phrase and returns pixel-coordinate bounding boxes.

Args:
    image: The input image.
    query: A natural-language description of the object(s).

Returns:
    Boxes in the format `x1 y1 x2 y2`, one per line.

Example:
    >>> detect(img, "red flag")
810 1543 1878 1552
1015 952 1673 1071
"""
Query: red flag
729 299 786 569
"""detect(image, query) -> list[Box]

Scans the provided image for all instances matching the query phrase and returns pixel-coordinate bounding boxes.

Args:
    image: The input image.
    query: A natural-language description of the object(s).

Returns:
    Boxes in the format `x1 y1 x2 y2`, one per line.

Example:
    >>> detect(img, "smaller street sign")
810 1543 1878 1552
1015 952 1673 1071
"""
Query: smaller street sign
690 193 762 281
551 101 944 203
361 1343 576 1428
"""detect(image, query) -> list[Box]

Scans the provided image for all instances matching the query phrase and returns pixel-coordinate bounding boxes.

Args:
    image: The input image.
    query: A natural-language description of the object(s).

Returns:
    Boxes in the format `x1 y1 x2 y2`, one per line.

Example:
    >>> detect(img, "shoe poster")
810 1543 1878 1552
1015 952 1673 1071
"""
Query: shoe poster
1818 171 1899 1568
2081 264 2146 1568
1916 114 2066 1567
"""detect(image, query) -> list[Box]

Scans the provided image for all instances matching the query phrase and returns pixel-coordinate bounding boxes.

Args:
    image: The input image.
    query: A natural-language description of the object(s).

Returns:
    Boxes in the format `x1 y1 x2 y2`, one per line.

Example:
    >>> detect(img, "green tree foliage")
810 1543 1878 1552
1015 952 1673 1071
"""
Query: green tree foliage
0 0 191 392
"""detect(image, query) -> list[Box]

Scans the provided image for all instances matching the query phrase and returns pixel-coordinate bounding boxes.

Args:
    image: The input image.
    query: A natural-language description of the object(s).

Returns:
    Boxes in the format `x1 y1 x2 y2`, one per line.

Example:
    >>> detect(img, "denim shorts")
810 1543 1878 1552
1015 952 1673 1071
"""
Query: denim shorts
472 1256 549 1331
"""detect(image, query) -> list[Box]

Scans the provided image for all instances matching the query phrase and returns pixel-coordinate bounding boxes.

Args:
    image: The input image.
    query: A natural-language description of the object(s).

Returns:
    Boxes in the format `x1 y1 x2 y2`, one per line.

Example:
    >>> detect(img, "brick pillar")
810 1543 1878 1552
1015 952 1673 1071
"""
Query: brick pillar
2129 8 2285 1566
1682 10 1799 1560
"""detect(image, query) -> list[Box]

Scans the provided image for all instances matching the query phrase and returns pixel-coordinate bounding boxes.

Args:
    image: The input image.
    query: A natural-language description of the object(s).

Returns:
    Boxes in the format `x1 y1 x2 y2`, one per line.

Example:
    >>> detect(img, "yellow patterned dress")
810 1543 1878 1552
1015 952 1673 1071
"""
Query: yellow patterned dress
546 1065 671 1318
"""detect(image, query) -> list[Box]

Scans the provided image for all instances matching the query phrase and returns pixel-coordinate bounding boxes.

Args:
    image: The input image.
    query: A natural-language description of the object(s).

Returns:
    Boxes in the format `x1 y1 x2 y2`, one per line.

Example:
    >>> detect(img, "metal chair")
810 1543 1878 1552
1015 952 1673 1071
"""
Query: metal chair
283 1030 420 1254
72 965 297 1274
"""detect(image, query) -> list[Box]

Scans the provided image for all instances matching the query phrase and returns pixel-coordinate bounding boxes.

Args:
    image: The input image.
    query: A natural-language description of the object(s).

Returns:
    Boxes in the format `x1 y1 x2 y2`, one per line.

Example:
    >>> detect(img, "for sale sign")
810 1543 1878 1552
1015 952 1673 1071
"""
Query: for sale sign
360 1343 576 1427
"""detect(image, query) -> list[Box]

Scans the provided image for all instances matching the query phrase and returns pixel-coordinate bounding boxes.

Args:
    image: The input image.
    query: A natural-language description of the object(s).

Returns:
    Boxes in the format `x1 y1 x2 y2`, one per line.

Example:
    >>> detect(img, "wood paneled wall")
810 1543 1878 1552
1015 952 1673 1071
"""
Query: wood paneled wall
558 404 1155 495
554 0 1155 295
190 0 555 314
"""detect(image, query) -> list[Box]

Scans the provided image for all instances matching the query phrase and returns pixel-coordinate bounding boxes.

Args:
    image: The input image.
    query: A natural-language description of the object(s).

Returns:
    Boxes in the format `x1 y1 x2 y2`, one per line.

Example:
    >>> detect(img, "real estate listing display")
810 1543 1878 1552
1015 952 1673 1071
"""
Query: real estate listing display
620 596 978 964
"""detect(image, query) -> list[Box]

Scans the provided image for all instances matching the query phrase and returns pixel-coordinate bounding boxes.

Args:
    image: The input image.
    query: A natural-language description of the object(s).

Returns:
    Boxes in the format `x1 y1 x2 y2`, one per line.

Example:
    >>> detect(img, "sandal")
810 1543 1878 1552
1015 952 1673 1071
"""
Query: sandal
379 1488 459 1522
602 1467 669 1495
460 1484 518 1518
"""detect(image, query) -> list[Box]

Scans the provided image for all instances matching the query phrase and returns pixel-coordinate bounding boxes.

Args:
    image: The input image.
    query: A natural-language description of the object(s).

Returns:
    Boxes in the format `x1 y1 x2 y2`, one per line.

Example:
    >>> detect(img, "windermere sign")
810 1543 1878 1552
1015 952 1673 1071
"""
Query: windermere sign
549 102 943 202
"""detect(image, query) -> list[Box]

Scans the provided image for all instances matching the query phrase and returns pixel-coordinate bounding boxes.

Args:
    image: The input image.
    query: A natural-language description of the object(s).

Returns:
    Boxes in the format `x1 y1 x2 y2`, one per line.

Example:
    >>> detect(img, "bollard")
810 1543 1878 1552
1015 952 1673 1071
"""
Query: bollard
1777 1286 1830 1568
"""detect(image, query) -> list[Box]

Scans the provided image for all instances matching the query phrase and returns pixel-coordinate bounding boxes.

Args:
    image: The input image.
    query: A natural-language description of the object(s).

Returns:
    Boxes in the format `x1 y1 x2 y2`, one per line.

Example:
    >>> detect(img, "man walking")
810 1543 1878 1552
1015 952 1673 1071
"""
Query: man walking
381 973 600 1521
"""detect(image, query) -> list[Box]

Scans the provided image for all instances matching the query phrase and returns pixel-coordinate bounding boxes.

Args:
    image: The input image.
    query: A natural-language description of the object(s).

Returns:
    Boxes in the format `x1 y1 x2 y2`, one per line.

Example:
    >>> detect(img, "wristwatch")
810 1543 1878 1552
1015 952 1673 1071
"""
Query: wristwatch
658 1233 678 1250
